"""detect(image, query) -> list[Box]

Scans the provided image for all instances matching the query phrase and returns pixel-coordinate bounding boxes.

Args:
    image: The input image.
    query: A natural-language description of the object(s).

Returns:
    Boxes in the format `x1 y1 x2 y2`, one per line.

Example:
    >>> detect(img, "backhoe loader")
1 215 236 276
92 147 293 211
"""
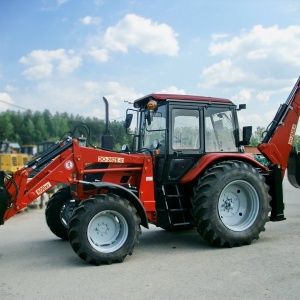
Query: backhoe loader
1 77 300 265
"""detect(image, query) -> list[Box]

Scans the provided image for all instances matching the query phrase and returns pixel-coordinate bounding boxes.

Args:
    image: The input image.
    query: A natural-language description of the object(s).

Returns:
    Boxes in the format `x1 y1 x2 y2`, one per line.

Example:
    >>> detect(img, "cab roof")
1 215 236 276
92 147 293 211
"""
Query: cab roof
133 93 233 108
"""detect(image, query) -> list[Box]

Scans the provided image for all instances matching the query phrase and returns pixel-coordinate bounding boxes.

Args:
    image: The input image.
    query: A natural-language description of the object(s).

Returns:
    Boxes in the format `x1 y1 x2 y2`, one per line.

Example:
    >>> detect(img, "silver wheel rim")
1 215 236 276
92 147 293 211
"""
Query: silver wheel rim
218 180 259 231
87 210 128 253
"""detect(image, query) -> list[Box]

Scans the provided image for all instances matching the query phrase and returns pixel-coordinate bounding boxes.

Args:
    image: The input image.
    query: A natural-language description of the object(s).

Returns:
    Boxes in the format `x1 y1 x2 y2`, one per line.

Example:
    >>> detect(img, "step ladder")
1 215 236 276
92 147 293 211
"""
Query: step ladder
158 184 192 227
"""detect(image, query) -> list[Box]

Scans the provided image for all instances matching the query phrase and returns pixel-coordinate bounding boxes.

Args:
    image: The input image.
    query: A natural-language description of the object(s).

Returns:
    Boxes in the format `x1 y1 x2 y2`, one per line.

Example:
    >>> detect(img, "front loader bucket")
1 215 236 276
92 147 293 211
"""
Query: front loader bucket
0 171 11 225
287 147 300 188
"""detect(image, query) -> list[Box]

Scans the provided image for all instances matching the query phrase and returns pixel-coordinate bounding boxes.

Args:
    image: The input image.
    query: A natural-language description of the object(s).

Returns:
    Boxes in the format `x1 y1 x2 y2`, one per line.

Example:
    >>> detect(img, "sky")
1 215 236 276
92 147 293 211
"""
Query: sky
1 0 300 133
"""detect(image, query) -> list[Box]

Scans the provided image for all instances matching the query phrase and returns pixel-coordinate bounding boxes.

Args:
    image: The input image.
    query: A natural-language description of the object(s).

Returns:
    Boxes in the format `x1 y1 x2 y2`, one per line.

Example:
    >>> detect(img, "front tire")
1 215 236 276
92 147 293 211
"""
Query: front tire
45 186 76 240
191 161 271 247
68 193 141 265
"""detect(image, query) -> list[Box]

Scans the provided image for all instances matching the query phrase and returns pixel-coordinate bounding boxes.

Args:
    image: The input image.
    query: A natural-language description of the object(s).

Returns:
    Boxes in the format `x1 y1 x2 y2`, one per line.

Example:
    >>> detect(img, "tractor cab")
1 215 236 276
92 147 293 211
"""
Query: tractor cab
125 93 250 183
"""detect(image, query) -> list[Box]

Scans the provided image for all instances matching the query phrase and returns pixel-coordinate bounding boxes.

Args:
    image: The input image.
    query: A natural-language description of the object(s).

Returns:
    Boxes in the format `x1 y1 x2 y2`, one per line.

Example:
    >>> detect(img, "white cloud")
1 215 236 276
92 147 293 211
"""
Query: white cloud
22 63 53 80
4 85 16 92
199 59 245 88
21 79 141 120
211 33 230 42
83 80 142 107
209 25 300 64
87 14 179 61
82 80 143 120
247 49 269 60
157 86 186 94
199 25 300 90
231 89 251 104
80 16 101 25
256 91 273 102
239 109 277 131
20 49 82 80
101 83 142 120
57 0 69 7
239 112 262 128
88 48 110 62
0 93 14 111
264 109 278 124
40 0 69 11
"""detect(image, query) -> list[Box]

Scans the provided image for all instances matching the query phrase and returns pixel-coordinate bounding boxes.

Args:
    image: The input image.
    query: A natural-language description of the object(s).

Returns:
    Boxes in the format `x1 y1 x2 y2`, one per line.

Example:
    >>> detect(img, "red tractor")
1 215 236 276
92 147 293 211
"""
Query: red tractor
1 77 300 265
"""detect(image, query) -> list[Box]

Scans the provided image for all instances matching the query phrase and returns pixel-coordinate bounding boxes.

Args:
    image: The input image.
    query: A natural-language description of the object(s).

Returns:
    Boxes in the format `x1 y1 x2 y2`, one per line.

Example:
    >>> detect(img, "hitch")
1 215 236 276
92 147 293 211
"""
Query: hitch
0 171 12 225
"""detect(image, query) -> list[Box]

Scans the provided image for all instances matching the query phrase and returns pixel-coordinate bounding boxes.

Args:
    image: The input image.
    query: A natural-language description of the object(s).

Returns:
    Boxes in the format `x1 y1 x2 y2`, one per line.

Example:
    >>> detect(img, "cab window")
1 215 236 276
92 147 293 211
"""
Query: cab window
172 109 200 150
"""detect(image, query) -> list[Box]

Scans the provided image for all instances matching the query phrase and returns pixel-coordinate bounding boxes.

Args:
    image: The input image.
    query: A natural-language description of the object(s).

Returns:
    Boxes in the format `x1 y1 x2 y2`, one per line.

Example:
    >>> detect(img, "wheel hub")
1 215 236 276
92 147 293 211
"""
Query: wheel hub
220 192 239 216
97 222 110 235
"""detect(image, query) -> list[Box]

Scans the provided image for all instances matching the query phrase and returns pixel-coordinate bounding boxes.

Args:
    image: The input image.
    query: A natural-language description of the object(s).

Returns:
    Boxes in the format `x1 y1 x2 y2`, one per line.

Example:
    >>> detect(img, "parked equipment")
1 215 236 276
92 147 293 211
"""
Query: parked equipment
0 141 32 172
1 77 300 265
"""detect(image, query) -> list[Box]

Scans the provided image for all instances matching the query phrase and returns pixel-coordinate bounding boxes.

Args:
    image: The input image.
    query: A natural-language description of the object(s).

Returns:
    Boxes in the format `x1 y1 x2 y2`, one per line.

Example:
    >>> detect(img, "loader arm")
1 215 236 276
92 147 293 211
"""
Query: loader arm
0 137 76 222
258 77 300 176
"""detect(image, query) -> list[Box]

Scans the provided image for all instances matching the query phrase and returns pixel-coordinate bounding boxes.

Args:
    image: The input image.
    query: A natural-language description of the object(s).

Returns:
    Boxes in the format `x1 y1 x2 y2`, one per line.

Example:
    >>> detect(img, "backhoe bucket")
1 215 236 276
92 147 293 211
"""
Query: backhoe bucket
0 171 11 225
287 147 300 188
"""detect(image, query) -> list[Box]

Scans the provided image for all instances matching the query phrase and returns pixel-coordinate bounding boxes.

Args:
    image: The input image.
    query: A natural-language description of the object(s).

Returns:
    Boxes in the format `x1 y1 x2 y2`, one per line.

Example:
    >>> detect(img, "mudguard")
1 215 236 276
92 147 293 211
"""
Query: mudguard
287 147 300 188
87 181 149 228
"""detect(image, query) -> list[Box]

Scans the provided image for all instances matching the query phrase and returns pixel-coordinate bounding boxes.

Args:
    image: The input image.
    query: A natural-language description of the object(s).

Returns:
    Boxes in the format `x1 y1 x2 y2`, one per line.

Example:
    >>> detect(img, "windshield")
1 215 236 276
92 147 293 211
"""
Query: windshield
140 105 167 150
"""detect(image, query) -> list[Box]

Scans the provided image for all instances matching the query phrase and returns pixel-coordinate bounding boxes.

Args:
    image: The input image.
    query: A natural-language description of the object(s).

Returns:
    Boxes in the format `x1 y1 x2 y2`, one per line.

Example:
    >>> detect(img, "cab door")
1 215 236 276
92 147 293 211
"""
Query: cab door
155 104 204 184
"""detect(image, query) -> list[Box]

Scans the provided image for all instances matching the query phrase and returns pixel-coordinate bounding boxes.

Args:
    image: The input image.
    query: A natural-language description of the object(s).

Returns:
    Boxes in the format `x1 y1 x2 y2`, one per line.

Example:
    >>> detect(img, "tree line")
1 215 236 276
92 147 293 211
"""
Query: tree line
0 109 131 151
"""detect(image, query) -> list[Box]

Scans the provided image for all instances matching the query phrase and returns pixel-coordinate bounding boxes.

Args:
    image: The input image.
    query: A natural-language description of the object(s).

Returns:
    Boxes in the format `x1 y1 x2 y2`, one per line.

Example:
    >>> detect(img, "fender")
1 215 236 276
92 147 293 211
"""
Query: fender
82 181 149 228
180 153 268 184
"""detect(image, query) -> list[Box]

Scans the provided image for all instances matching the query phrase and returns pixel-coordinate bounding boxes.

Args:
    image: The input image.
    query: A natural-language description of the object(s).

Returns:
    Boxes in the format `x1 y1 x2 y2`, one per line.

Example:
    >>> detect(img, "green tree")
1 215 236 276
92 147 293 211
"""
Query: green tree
250 126 266 146
10 111 24 142
34 112 48 142
0 112 14 141
22 118 35 144
293 135 300 151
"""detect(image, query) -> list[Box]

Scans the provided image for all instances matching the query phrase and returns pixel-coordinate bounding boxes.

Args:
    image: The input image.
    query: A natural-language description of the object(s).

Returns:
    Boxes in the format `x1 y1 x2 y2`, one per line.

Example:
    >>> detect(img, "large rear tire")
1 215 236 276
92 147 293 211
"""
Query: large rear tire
191 161 271 247
45 186 76 240
68 193 141 265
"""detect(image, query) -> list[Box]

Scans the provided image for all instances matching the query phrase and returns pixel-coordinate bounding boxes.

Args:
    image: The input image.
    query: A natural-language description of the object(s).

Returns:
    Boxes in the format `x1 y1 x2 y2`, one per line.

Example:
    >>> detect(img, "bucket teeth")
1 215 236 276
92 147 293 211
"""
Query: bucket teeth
0 171 12 225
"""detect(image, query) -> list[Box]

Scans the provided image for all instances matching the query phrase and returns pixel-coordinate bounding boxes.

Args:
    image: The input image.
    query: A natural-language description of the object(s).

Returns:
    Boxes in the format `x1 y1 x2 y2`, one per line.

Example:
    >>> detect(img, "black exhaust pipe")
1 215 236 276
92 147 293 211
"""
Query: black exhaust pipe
101 97 113 150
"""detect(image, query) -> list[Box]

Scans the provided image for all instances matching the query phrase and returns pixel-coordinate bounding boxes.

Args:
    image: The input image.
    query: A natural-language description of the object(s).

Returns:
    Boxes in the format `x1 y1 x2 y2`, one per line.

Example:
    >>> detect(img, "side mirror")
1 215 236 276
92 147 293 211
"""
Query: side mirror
239 126 252 146
237 104 246 111
124 114 133 128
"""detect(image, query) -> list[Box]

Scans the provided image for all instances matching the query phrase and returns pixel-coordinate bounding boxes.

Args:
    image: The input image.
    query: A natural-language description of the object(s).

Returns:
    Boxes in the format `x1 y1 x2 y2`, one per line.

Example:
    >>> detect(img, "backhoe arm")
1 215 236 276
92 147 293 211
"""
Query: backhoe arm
258 77 300 174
